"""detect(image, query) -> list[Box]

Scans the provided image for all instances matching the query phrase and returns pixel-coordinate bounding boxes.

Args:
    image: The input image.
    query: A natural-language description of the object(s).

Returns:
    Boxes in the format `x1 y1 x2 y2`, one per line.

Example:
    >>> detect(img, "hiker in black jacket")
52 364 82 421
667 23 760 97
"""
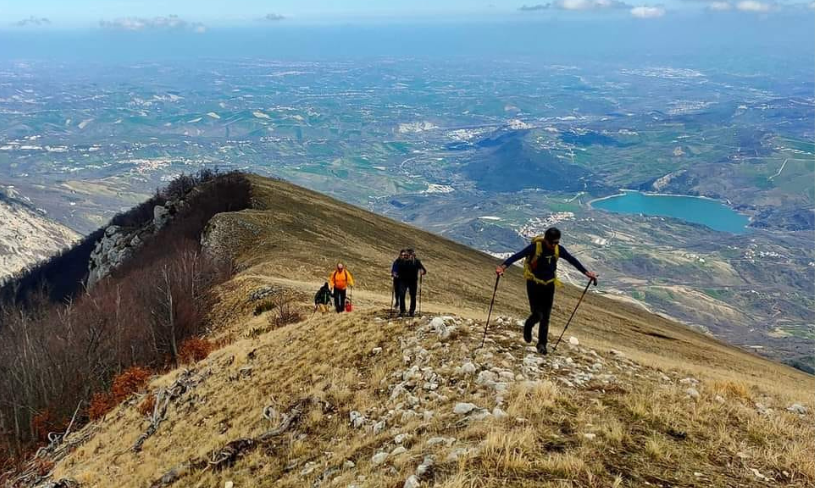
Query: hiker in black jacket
496 227 598 355
392 249 426 317
314 282 333 314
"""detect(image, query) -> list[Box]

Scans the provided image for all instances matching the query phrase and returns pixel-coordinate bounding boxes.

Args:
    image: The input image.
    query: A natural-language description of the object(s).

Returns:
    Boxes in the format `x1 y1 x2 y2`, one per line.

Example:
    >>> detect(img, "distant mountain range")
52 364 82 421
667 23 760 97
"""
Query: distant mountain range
0 188 78 282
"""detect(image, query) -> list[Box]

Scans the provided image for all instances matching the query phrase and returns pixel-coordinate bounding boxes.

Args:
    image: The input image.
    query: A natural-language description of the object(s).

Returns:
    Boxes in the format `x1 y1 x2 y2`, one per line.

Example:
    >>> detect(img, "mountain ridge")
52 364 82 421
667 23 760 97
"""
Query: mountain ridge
0 189 79 283
4 174 813 488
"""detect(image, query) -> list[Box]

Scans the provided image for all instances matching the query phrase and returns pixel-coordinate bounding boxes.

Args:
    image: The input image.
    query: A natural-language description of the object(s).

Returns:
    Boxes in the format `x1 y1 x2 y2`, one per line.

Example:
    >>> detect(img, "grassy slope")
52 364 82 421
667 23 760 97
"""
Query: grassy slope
49 175 814 487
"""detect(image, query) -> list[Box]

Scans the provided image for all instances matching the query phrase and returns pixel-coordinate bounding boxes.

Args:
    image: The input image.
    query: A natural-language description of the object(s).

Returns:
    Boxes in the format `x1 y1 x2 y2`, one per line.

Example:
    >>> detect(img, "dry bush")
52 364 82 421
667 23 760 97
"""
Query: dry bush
138 394 156 417
266 295 304 329
111 367 152 403
88 393 115 421
31 410 66 443
253 298 276 316
179 337 216 364
712 380 752 400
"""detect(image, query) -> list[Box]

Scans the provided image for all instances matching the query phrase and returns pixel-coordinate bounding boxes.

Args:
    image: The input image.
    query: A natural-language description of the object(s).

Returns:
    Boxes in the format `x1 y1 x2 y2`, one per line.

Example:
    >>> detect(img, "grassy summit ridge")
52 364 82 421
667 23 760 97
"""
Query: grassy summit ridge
23 174 814 487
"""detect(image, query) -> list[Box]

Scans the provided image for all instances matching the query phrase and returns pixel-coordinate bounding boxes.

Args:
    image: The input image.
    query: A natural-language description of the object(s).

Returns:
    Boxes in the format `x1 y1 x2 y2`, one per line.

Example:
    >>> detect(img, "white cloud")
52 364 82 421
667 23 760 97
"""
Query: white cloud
519 0 631 9
736 0 772 11
630 5 666 17
14 16 50 27
707 1 733 9
554 0 631 9
100 15 206 33
261 13 286 21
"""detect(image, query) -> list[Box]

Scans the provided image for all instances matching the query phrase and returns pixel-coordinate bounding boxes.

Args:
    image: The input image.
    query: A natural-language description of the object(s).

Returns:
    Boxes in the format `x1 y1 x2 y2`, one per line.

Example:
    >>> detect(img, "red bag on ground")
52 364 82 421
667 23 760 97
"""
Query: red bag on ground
345 299 353 312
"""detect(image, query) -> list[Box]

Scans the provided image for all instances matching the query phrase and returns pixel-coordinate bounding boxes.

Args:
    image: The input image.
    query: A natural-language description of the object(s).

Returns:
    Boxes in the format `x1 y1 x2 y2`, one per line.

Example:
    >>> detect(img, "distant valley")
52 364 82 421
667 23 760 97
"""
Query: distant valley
0 57 812 371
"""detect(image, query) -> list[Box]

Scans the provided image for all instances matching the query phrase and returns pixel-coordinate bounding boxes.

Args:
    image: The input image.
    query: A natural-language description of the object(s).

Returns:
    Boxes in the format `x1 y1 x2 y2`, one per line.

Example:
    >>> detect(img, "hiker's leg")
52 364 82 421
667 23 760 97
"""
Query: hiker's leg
523 281 543 343
397 281 408 314
408 281 418 315
525 281 545 323
537 284 556 348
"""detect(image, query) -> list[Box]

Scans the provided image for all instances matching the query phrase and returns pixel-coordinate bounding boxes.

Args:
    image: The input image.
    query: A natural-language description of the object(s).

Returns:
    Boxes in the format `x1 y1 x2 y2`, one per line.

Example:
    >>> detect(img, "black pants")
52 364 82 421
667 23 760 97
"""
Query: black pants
396 279 418 315
334 288 347 313
525 281 556 346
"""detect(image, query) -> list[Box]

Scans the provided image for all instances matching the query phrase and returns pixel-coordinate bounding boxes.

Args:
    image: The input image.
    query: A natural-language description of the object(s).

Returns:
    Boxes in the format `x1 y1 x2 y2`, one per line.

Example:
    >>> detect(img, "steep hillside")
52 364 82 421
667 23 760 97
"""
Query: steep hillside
0 190 78 283
13 175 813 488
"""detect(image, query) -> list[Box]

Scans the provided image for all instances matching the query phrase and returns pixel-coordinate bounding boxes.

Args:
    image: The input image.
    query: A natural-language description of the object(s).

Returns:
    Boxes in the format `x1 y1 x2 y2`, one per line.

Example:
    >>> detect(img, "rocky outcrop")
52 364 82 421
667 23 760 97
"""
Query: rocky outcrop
200 213 263 266
87 225 145 287
86 200 182 287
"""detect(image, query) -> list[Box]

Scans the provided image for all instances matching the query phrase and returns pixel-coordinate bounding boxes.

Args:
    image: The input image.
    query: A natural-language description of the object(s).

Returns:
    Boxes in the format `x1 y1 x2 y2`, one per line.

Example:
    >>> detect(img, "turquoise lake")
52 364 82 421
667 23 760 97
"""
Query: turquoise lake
592 191 751 234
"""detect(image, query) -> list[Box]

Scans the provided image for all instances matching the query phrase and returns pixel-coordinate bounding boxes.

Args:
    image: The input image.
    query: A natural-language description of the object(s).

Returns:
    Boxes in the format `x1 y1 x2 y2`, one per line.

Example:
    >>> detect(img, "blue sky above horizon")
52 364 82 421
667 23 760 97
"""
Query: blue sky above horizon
1 0 814 28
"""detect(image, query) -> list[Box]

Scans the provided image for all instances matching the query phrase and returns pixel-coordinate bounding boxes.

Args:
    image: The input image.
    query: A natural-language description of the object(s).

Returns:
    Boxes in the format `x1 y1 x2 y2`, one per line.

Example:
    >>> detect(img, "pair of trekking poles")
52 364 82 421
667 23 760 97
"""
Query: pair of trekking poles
390 275 423 318
478 275 595 353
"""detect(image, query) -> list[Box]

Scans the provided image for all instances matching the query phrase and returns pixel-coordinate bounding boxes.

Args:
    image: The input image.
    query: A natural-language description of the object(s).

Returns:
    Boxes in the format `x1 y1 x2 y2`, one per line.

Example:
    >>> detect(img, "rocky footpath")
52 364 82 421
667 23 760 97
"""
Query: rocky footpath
28 310 813 488
320 314 812 488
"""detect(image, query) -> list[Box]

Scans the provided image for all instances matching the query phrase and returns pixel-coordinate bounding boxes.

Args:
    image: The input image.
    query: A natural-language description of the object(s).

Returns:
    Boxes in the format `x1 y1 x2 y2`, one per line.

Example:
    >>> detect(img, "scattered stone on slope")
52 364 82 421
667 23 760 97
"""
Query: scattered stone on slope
453 403 478 415
426 437 456 447
394 433 412 444
349 411 366 429
787 403 807 415
371 452 389 465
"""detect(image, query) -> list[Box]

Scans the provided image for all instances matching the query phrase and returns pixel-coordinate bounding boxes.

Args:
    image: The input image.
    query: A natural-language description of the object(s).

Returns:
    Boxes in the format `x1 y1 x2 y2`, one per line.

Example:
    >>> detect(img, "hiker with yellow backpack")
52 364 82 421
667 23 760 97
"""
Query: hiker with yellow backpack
496 227 598 355
329 263 355 313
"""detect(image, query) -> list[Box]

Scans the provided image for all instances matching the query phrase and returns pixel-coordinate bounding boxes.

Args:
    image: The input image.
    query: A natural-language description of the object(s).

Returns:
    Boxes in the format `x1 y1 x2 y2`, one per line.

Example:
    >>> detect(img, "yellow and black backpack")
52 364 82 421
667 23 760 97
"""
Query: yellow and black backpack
523 236 562 287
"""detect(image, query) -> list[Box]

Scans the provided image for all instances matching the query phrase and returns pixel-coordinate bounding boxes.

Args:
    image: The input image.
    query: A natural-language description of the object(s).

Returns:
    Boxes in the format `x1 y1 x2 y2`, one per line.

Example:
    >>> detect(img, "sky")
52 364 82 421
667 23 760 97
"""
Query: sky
1 0 814 27
0 0 811 63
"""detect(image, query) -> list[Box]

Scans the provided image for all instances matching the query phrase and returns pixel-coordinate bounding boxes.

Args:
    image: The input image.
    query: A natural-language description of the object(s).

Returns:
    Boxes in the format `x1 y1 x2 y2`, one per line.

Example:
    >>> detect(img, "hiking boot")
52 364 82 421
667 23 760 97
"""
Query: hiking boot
536 343 548 356
523 322 533 343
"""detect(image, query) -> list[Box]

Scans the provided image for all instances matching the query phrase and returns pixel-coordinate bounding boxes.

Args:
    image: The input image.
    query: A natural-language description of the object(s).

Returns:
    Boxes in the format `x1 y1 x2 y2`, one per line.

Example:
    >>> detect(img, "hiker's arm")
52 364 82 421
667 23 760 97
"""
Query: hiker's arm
560 246 598 284
418 259 427 275
391 260 398 278
496 244 533 275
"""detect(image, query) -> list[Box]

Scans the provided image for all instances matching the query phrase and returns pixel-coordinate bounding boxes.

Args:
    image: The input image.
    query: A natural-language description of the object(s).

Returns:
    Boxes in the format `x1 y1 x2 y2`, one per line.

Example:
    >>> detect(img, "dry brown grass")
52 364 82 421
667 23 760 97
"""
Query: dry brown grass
45 175 815 488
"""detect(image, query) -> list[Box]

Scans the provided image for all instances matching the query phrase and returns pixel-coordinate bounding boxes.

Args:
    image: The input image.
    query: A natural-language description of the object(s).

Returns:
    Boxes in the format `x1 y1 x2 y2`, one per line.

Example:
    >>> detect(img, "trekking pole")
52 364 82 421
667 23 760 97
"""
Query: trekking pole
477 274 501 350
552 278 595 352
391 279 396 318
418 274 423 317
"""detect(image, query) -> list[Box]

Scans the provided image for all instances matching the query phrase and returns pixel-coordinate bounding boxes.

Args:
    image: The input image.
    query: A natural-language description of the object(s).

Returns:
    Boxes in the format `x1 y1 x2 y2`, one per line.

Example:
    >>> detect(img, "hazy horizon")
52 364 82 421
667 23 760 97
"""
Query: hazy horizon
1 17 812 64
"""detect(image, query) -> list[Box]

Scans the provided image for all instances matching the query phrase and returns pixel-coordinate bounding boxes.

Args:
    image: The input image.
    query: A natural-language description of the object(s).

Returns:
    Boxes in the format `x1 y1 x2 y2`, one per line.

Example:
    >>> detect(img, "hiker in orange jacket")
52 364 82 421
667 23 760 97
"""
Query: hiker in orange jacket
329 263 354 313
